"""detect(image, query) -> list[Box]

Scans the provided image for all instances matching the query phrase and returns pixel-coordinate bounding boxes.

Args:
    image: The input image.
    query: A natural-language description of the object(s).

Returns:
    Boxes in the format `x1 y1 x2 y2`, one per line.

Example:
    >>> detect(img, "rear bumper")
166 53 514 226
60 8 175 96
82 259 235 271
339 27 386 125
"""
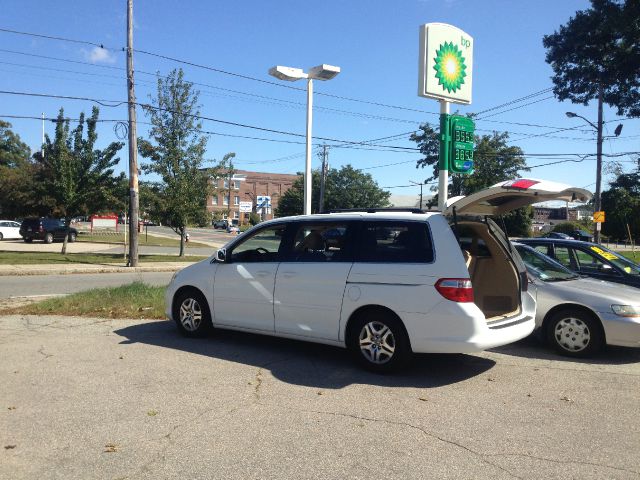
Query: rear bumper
404 292 536 354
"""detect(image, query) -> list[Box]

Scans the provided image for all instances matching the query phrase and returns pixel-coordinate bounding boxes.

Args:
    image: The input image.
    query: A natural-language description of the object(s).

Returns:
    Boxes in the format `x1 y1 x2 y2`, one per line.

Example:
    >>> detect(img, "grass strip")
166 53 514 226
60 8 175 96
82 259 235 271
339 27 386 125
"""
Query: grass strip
2 282 167 319
77 232 209 247
618 251 640 263
0 251 207 265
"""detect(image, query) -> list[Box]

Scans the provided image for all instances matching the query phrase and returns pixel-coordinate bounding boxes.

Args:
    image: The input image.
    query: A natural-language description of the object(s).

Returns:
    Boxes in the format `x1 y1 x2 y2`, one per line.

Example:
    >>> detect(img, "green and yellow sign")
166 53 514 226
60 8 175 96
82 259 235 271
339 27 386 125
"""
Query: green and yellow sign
449 116 474 174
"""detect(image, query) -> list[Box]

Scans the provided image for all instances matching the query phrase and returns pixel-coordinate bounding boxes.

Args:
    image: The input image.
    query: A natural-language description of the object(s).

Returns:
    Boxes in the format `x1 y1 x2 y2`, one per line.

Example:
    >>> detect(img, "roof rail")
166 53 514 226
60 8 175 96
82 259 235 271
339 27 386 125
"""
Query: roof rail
326 207 425 214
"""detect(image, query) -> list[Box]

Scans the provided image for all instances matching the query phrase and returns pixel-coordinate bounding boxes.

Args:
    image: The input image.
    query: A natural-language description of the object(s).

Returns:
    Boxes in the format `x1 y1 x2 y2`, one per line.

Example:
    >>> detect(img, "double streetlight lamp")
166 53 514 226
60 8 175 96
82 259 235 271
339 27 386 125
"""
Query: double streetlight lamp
269 64 340 215
566 111 623 243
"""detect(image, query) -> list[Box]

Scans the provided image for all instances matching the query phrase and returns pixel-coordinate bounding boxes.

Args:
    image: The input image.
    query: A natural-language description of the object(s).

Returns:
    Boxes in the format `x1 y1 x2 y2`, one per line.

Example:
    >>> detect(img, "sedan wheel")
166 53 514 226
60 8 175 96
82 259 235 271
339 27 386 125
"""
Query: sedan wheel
348 311 411 372
0 232 3 241
68 233 77 243
44 233 54 244
173 290 212 337
547 310 603 357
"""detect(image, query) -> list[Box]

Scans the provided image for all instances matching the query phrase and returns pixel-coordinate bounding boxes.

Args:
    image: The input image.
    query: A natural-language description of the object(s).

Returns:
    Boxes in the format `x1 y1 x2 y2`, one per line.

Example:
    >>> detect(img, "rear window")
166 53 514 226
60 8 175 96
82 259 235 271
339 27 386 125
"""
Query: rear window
21 218 41 227
355 221 434 263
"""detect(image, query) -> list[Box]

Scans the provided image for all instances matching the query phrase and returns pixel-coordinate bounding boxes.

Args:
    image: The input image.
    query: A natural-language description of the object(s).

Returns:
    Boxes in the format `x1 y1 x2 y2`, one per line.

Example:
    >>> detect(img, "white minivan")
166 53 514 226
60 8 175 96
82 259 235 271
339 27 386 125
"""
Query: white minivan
166 179 591 371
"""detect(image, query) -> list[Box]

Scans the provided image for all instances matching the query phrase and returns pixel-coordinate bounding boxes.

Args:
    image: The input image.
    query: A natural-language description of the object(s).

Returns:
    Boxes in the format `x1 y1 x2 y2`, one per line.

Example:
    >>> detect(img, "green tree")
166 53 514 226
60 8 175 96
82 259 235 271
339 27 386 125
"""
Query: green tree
543 0 640 117
0 120 36 219
276 165 390 217
138 68 215 256
601 159 640 241
37 108 124 253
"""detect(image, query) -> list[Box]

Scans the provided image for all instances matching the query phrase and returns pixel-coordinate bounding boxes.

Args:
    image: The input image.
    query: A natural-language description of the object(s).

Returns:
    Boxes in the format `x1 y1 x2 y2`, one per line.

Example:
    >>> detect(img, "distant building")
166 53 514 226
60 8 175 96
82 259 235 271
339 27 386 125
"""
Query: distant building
206 169 299 222
533 207 568 223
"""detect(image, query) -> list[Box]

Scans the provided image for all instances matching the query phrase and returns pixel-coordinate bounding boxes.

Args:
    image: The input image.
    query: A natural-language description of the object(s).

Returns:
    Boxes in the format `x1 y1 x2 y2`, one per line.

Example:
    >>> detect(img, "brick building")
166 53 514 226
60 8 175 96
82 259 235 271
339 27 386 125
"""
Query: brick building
206 169 299 223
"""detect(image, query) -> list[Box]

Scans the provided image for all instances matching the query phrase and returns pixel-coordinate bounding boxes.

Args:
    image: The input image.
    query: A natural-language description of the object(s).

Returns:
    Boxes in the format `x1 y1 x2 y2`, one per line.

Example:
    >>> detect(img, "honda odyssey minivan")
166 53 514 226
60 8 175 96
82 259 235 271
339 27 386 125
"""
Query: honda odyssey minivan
166 178 591 371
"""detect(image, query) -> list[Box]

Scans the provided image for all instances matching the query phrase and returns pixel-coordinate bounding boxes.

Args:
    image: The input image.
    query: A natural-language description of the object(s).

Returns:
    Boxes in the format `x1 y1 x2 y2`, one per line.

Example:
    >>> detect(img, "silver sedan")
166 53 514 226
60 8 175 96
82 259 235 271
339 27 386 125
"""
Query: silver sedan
514 243 640 357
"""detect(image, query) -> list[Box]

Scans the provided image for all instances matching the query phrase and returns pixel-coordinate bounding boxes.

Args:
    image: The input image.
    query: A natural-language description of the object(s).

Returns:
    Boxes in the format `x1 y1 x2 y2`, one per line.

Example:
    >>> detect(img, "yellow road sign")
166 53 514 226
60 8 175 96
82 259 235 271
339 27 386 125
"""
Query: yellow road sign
593 211 605 223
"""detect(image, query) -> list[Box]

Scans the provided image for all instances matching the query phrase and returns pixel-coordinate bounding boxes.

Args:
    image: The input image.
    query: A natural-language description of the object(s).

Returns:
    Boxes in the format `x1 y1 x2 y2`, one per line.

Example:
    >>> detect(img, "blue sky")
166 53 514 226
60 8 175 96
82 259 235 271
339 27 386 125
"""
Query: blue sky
1 0 638 200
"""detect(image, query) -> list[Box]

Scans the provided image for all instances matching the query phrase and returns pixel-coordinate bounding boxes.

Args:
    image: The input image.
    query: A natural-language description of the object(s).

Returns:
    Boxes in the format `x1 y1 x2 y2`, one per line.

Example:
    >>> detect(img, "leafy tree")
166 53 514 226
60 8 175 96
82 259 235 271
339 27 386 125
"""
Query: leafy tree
138 68 215 256
552 221 585 234
601 158 640 241
0 121 36 218
500 206 533 238
276 165 390 217
36 107 124 253
543 0 640 117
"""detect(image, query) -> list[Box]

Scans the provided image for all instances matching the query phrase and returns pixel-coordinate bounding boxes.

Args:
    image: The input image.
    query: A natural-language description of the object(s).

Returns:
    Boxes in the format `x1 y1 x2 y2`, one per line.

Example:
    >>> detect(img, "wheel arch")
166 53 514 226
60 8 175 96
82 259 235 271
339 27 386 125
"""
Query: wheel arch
172 285 210 317
541 303 606 343
344 304 411 349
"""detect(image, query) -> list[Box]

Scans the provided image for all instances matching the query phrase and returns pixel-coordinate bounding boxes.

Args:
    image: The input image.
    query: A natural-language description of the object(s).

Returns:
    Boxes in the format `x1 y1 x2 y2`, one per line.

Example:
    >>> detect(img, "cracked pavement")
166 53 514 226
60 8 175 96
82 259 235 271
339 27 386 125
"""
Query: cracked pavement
1 315 639 480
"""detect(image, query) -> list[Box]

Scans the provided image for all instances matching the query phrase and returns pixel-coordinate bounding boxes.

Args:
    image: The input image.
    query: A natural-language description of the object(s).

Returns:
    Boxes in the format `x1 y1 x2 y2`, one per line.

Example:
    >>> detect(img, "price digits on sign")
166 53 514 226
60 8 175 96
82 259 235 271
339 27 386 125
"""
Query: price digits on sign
448 116 475 174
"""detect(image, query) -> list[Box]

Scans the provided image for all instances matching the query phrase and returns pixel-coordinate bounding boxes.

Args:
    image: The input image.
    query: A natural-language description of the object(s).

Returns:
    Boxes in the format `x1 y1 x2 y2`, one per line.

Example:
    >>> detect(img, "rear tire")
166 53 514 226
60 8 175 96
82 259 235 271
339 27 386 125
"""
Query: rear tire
546 309 603 357
347 309 412 373
172 289 212 337
44 233 54 244
24 238 33 243
0 232 3 241
68 232 77 243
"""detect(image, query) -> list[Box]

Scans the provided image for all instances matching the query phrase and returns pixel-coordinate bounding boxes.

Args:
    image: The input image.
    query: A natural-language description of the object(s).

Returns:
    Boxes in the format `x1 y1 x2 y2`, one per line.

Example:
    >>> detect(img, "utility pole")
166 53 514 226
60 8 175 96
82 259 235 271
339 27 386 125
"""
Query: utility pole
41 112 44 159
594 83 604 244
318 144 328 213
409 179 427 210
126 0 139 266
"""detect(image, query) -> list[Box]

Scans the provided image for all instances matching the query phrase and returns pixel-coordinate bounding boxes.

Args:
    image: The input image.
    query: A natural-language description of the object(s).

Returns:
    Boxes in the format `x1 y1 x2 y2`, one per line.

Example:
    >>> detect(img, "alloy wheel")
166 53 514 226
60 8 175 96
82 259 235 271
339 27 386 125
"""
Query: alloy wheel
359 321 396 364
179 297 203 332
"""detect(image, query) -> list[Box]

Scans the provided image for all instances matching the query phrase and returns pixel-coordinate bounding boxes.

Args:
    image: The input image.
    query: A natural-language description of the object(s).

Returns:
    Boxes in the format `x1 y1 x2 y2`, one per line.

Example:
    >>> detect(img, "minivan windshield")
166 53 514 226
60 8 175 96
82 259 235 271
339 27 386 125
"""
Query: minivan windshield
515 244 579 282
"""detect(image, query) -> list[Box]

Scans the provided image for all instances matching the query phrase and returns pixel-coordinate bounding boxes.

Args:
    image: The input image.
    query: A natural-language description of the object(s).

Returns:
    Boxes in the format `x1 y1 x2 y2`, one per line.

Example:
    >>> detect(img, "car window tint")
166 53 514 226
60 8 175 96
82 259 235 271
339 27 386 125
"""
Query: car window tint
230 225 286 263
288 222 351 262
573 248 618 275
534 245 550 256
356 222 433 263
0 222 7 227
552 246 576 270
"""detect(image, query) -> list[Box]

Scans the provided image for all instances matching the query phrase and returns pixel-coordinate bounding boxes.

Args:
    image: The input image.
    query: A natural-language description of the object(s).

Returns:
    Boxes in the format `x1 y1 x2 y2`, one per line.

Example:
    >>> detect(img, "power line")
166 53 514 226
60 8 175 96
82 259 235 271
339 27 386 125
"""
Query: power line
472 88 553 117
0 27 119 50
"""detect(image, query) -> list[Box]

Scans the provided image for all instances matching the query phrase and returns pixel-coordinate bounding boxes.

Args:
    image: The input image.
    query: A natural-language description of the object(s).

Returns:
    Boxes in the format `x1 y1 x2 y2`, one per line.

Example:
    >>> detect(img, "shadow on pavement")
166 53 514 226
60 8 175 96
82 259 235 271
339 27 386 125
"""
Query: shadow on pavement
490 334 640 365
115 320 496 389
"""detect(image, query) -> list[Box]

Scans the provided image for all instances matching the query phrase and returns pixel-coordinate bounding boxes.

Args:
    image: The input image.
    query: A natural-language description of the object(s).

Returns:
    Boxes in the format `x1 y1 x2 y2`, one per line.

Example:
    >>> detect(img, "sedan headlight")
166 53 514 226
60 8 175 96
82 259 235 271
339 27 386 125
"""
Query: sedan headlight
611 305 640 317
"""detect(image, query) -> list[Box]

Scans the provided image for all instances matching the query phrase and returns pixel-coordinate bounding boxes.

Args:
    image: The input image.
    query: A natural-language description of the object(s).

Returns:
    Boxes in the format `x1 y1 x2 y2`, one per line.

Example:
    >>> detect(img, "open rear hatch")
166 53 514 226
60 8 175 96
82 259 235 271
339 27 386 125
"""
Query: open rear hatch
444 179 592 321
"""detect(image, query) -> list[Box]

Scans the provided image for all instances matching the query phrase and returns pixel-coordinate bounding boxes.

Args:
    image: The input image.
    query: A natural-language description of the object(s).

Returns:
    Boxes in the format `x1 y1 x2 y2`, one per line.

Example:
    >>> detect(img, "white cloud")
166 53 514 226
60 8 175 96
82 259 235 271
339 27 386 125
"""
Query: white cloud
84 47 117 64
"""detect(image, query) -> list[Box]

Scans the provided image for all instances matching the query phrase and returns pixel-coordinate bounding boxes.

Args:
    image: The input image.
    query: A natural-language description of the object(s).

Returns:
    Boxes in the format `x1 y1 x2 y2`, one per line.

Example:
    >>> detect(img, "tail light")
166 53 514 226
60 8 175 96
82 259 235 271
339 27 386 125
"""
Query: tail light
435 278 474 303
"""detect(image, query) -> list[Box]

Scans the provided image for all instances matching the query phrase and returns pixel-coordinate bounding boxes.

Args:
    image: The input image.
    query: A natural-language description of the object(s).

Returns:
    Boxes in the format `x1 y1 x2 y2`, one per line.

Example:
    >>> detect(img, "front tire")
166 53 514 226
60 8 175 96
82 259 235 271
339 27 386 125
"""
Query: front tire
172 289 212 337
546 309 603 357
44 233 54 244
24 237 33 243
68 232 77 242
347 310 412 373
0 232 3 241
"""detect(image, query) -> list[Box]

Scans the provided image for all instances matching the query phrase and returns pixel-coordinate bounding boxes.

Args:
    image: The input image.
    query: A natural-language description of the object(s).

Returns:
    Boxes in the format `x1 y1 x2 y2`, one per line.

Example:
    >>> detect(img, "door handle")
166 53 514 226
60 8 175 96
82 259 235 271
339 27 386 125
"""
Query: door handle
255 271 271 278
281 271 297 278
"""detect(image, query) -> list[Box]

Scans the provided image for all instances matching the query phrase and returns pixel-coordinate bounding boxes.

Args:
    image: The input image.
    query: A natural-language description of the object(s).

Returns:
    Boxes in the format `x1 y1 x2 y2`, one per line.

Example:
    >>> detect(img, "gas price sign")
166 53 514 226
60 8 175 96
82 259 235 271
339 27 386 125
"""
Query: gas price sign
449 115 475 174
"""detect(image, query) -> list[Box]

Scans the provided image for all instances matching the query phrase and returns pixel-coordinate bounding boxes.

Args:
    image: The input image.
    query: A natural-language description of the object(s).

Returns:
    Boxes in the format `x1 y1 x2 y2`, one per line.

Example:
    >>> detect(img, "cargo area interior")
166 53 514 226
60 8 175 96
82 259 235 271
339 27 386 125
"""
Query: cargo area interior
457 221 520 320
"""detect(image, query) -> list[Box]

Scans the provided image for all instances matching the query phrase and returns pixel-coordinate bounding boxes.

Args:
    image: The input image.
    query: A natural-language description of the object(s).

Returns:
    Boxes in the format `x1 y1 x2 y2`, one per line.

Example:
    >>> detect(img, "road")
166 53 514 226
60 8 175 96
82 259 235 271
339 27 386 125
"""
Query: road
1 315 639 480
0 272 174 298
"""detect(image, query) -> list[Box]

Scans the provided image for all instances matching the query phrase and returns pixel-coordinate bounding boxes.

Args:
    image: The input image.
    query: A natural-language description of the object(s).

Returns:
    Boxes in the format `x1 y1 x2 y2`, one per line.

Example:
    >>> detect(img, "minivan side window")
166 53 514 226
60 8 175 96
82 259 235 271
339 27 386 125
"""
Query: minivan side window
355 222 434 263
286 222 352 262
229 225 286 263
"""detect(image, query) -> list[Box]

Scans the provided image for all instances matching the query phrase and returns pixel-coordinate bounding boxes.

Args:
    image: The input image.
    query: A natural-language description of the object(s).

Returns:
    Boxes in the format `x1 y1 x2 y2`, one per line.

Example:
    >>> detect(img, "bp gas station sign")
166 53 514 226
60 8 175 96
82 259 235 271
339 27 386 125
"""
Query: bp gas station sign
418 23 475 208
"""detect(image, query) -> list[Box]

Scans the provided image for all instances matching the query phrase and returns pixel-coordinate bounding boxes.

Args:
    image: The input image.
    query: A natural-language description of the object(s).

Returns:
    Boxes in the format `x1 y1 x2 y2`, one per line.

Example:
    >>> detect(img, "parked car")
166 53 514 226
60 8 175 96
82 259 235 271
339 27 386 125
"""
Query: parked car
19 218 79 244
0 220 22 240
545 232 573 240
518 237 640 288
166 178 590 371
514 242 640 356
213 220 228 230
571 229 593 241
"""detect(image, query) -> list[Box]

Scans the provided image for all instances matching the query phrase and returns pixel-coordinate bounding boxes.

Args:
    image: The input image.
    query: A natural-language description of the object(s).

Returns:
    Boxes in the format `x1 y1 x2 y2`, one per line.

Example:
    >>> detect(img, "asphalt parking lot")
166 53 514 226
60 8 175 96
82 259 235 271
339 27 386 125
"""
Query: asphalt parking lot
1 315 639 480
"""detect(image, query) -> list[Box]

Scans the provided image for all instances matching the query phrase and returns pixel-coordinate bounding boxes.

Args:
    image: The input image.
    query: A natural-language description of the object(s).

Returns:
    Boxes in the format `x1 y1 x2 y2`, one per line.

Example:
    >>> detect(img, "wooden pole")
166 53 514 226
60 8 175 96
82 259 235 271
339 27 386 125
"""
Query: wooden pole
126 0 140 266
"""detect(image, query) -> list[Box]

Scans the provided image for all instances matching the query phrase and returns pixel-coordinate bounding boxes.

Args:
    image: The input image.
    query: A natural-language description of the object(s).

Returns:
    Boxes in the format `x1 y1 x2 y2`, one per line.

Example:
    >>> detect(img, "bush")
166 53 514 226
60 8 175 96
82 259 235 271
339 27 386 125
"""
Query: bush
552 222 583 234
248 212 261 226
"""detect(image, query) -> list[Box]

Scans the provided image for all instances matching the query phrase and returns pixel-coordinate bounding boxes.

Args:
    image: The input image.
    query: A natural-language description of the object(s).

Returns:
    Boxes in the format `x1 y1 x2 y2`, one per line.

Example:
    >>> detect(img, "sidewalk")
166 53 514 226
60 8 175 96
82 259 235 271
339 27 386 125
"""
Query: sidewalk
0 261 196 276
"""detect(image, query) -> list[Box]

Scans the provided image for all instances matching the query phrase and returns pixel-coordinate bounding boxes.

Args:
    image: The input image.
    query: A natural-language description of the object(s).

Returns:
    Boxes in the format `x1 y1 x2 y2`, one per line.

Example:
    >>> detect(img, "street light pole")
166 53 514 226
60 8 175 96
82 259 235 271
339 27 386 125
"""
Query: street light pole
269 64 340 216
305 77 313 216
566 88 623 244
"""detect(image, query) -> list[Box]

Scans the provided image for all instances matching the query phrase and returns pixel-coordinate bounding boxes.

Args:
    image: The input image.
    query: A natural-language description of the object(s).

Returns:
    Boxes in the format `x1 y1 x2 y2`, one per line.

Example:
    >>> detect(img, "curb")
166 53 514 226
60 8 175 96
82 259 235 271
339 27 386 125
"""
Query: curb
0 262 196 276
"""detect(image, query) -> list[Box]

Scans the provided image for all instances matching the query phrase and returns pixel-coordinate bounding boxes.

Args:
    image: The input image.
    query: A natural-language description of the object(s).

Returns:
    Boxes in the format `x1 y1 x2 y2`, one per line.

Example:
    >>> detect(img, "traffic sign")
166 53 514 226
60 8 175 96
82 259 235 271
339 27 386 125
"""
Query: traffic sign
449 115 474 174
239 201 252 213
593 211 605 223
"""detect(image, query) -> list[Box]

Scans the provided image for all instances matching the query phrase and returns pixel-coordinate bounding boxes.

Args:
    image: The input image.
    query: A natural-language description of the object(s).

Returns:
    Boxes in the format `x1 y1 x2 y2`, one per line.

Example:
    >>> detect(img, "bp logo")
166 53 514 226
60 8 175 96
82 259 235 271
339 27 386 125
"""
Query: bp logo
433 42 467 93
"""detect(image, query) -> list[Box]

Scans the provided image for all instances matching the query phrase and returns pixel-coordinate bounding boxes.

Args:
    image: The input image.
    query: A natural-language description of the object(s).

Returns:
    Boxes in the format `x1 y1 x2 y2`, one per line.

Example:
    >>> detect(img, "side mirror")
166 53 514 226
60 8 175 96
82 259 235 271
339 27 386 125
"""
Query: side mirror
598 263 613 272
216 248 227 263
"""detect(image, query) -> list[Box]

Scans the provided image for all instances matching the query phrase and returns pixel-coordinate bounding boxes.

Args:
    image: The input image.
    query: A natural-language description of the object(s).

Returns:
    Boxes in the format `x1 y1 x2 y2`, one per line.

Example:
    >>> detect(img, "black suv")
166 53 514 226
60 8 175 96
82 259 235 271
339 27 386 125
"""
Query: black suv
20 218 79 244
